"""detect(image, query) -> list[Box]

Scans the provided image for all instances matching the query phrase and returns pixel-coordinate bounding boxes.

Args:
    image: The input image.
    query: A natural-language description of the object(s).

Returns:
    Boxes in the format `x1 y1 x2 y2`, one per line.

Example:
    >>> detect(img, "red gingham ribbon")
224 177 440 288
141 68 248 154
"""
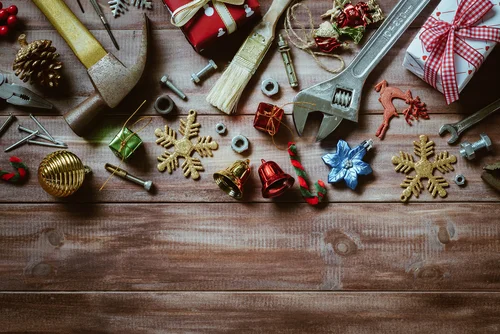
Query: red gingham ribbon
420 0 500 104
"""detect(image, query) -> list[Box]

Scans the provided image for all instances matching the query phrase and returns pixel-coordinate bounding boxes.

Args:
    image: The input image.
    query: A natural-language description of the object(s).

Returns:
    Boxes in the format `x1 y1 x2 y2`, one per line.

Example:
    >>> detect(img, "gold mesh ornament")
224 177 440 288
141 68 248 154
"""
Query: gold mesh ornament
13 34 63 88
38 151 91 197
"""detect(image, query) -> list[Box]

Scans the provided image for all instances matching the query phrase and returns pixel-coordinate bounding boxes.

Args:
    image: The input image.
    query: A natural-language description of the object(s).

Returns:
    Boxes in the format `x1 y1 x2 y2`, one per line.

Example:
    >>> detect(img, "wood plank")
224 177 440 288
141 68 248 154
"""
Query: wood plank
1 292 500 333
1 203 500 291
0 114 499 203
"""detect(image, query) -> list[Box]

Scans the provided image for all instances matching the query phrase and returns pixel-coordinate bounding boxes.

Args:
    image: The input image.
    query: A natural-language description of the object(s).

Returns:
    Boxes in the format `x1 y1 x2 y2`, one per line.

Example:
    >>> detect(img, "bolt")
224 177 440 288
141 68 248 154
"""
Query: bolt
160 75 187 100
5 130 39 152
191 59 218 84
30 114 57 144
27 140 68 149
0 113 15 137
18 125 67 146
278 34 299 88
459 133 492 160
105 163 153 192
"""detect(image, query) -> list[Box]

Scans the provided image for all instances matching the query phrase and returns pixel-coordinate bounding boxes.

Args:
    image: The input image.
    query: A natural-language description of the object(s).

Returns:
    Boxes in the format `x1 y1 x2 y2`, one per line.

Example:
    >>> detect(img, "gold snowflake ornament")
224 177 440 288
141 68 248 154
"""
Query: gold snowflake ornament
392 135 457 202
155 110 218 180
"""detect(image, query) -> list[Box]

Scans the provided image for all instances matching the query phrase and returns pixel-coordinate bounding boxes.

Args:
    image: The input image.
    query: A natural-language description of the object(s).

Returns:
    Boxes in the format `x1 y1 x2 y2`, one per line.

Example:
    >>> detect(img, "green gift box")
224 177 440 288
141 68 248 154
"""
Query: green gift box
109 127 142 160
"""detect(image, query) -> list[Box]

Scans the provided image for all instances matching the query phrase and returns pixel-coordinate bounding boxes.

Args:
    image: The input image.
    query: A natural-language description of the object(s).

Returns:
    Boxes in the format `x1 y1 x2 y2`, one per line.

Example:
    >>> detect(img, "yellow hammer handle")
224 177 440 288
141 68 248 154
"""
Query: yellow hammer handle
32 0 107 69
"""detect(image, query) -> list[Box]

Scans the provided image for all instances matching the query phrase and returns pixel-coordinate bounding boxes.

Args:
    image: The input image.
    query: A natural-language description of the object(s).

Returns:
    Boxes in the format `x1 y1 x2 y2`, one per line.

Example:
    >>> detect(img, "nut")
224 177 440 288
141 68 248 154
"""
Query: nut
215 123 227 135
261 78 279 97
231 135 249 154
154 95 175 115
454 174 466 186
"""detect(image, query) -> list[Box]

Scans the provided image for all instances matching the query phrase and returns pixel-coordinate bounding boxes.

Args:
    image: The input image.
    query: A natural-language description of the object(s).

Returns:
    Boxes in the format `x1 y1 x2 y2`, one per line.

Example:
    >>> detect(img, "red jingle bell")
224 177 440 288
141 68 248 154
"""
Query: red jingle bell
258 159 295 198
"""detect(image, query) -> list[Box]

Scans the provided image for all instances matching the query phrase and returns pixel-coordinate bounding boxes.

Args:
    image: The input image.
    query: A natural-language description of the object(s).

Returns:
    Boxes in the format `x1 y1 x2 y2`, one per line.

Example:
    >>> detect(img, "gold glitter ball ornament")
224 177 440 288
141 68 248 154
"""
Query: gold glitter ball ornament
392 135 457 202
13 34 63 88
38 150 91 197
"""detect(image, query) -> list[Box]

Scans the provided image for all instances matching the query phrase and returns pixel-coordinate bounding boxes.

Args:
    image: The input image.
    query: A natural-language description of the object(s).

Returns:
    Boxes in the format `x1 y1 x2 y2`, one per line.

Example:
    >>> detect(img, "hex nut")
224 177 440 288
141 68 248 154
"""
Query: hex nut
231 135 249 154
261 78 279 97
215 123 227 135
454 174 466 186
459 142 475 160
154 95 175 115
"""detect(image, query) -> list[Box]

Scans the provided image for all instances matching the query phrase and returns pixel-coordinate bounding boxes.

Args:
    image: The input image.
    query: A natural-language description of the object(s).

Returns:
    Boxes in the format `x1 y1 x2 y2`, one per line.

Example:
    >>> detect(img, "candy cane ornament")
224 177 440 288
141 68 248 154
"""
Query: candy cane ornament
0 156 28 183
288 142 327 206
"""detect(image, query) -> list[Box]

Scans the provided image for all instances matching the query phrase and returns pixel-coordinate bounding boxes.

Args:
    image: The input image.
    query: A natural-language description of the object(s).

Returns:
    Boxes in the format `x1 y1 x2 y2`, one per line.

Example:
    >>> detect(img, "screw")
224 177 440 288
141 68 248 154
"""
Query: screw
191 59 218 84
105 163 153 192
30 114 57 144
160 75 187 100
18 125 67 146
459 133 492 160
27 140 68 149
5 130 39 152
0 113 15 137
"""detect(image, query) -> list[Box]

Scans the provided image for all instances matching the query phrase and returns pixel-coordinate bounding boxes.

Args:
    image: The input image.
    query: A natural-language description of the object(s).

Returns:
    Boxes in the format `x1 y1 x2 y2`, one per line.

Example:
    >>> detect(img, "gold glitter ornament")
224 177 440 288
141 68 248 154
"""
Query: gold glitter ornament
13 34 63 88
155 109 218 180
38 150 91 197
392 135 457 202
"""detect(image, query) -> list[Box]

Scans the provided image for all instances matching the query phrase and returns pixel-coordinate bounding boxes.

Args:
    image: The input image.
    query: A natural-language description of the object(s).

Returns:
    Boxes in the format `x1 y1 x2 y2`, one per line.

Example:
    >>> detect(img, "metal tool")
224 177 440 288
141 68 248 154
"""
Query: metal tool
160 75 187 100
278 34 298 88
459 133 492 160
439 98 500 144
0 113 15 137
18 125 66 146
33 0 149 136
5 130 38 152
261 78 279 97
105 163 153 191
454 174 466 186
89 0 120 50
30 114 57 144
28 140 68 148
154 95 175 115
0 74 53 109
77 0 85 13
482 162 500 192
191 60 217 84
292 0 430 142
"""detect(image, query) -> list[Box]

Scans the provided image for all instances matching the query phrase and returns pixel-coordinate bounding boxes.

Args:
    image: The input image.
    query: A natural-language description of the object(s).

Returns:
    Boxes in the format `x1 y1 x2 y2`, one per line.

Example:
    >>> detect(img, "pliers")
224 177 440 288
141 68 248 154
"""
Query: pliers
0 73 52 109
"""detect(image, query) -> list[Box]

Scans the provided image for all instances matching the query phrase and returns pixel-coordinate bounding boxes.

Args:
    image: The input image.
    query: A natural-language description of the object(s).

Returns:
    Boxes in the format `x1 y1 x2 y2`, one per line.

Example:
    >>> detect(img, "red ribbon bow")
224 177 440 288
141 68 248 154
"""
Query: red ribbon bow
420 0 500 104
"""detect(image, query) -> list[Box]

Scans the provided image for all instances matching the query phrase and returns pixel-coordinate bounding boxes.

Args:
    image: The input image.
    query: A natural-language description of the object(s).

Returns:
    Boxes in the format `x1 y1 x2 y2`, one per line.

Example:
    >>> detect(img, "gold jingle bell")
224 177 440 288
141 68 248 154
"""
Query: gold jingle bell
258 159 295 198
38 150 91 197
213 159 251 200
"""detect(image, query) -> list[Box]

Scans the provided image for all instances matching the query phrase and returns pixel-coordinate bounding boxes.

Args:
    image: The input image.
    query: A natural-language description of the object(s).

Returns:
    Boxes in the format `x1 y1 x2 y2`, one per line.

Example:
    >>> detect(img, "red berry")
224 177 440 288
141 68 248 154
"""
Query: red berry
0 9 8 22
6 14 16 27
7 5 17 15
0 25 8 36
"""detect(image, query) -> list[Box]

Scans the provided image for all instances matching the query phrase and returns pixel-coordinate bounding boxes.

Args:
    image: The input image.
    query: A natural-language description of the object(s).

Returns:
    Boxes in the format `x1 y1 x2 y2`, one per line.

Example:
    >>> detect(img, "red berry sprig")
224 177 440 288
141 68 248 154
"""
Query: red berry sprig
0 2 18 37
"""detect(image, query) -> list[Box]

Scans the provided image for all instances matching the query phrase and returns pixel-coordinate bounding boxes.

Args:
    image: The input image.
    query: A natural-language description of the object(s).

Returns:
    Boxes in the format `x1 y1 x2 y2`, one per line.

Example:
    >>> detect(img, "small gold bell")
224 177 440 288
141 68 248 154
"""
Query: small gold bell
213 159 251 200
38 150 91 197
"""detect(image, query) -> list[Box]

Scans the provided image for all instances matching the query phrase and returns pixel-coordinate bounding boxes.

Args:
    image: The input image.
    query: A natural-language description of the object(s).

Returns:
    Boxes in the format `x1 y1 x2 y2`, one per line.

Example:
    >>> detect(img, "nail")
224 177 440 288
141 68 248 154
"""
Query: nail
0 113 15 137
27 140 68 148
30 114 57 144
18 125 67 146
5 130 39 152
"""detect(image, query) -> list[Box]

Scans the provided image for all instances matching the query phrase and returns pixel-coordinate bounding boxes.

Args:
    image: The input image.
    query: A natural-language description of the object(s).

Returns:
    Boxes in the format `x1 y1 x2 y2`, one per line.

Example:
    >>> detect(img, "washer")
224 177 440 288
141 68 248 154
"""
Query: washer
154 95 175 115
261 78 280 97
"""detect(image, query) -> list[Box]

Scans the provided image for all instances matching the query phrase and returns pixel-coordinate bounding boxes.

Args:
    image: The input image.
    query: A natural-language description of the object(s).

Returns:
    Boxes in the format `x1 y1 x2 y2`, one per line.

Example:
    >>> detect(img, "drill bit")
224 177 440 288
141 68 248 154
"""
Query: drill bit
90 0 120 50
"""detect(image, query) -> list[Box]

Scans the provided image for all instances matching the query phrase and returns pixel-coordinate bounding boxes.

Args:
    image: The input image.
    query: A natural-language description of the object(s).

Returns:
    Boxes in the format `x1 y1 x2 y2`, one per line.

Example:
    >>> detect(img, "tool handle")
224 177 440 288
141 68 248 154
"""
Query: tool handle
349 0 430 79
64 93 108 137
456 98 500 134
262 0 293 30
32 0 107 69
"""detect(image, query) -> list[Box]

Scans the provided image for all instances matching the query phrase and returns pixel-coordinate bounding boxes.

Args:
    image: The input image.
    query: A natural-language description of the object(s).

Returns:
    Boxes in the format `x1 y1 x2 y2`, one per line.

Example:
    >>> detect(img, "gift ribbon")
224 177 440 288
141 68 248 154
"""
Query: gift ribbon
171 0 243 34
420 0 500 105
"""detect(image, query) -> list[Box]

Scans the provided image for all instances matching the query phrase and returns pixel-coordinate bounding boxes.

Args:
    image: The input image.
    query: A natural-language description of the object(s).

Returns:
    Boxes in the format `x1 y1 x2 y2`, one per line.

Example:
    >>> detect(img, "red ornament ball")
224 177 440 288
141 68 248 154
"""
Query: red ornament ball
6 14 16 27
6 5 17 15
0 25 8 36
0 9 8 22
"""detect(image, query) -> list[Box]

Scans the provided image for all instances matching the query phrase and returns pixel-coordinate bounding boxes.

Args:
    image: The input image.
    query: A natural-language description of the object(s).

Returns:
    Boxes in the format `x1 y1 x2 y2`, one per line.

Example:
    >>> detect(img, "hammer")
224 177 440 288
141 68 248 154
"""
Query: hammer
32 0 149 136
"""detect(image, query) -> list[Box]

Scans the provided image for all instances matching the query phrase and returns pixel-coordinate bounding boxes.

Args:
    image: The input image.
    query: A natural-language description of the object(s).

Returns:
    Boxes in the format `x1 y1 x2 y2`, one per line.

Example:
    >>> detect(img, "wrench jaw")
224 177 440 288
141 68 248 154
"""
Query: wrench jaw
439 124 459 144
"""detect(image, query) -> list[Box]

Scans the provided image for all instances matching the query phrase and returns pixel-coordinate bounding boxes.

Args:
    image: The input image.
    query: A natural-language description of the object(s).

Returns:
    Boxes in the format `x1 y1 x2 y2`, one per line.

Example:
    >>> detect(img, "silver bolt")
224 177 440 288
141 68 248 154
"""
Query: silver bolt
459 133 492 160
5 130 39 152
27 140 68 149
191 59 218 84
160 75 187 100
18 125 67 146
105 163 153 192
0 113 15 137
30 114 57 144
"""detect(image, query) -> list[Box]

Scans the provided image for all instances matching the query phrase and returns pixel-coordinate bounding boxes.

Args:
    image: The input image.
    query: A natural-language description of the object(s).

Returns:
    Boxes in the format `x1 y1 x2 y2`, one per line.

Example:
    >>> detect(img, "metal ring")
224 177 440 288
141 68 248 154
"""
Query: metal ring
261 78 279 97
215 123 227 135
154 95 175 115
231 135 249 154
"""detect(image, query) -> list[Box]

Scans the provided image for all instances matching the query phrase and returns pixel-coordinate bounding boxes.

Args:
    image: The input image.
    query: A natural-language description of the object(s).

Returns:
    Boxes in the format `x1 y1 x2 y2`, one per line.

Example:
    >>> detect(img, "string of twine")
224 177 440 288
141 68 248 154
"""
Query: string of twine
99 100 152 191
284 2 345 74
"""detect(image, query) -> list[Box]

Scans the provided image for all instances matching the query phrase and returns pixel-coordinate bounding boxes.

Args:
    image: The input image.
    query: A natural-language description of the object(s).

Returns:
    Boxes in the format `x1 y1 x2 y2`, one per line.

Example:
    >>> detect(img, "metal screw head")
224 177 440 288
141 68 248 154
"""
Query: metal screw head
144 180 153 191
191 73 201 83
160 75 169 84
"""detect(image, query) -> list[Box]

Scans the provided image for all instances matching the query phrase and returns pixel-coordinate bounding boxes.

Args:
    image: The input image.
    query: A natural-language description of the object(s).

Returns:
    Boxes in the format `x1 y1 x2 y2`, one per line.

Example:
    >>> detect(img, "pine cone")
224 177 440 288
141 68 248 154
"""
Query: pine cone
12 34 63 88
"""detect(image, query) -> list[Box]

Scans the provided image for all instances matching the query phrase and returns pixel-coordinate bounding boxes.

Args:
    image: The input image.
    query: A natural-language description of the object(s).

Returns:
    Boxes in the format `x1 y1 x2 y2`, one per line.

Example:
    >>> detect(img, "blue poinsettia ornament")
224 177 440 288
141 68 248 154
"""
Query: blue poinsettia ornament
322 139 373 190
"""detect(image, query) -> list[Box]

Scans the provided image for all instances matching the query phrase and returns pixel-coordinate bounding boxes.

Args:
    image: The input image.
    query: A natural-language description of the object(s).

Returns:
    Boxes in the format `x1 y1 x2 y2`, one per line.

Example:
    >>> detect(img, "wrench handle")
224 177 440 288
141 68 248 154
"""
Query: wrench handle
455 98 500 135
349 0 430 79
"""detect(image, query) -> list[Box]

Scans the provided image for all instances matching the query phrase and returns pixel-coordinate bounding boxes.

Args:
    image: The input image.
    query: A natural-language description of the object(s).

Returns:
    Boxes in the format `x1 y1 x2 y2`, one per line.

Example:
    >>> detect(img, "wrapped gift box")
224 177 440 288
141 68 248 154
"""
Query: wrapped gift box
403 0 500 102
163 0 261 53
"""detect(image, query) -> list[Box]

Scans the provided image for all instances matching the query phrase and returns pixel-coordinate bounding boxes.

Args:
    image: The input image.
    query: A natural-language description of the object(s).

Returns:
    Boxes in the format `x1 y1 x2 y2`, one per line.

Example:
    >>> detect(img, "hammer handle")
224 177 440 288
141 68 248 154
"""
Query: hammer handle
64 93 107 137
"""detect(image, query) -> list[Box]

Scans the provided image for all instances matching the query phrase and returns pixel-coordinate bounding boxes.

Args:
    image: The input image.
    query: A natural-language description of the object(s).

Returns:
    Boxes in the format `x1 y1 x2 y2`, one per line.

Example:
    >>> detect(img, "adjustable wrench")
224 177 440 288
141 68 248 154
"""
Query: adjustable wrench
292 0 430 142
439 98 500 144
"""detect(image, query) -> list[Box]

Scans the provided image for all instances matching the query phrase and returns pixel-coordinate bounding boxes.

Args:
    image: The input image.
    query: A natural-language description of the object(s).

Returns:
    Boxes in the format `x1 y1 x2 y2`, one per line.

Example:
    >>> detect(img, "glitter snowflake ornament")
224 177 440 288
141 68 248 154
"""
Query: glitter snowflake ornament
392 135 457 202
155 110 218 180
109 0 129 17
131 0 152 9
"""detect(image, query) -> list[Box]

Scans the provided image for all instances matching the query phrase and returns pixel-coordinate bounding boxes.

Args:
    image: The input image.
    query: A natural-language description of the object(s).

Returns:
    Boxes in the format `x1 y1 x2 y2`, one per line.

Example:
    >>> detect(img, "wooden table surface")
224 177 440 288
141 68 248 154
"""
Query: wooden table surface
1 0 500 332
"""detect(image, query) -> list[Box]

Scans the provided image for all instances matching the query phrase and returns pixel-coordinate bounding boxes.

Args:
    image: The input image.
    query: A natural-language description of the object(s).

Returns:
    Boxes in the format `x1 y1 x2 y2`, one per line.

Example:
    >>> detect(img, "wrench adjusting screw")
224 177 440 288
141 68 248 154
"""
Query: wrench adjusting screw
191 59 218 84
160 75 187 100
105 163 153 192
459 133 492 160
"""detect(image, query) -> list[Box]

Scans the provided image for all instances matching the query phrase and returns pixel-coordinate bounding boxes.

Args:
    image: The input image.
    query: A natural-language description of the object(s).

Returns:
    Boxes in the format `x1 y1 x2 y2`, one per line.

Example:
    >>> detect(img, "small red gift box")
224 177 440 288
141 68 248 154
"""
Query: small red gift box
163 0 261 53
254 103 284 136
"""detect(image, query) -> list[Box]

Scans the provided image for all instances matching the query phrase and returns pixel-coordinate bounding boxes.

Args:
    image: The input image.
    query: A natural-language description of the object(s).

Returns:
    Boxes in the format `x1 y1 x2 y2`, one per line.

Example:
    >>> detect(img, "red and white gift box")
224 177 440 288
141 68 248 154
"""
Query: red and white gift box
163 0 261 53
403 0 500 104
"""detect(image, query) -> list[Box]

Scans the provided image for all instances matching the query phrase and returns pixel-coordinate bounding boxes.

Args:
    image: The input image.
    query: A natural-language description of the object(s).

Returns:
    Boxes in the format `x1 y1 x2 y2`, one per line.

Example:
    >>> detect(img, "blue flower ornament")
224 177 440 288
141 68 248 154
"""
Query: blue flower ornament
322 139 373 190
